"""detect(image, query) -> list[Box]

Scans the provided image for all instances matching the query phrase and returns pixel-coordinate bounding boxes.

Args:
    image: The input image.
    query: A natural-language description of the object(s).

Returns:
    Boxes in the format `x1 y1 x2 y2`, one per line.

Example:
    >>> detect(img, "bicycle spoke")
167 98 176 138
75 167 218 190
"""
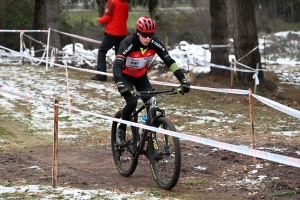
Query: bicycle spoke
111 110 138 177
148 117 181 190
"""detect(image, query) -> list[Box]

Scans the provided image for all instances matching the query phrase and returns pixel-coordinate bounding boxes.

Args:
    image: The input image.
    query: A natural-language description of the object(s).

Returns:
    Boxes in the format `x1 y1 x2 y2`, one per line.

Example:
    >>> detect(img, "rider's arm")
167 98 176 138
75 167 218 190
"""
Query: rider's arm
152 37 185 82
113 36 132 84
113 55 125 84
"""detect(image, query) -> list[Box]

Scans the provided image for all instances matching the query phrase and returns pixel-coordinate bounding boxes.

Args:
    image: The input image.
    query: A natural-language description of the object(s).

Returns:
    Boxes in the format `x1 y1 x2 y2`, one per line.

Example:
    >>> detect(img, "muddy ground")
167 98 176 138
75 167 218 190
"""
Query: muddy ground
1 71 300 199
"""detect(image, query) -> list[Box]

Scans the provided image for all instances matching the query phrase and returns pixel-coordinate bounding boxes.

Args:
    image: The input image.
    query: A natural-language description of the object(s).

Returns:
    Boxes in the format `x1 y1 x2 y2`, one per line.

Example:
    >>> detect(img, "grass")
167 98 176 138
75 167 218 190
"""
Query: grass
285 22 300 31
65 10 149 30
269 191 295 197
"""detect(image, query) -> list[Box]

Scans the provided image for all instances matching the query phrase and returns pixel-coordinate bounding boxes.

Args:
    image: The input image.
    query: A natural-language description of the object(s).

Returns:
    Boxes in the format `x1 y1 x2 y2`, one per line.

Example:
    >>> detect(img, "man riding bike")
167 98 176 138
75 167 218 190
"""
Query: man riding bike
113 16 190 146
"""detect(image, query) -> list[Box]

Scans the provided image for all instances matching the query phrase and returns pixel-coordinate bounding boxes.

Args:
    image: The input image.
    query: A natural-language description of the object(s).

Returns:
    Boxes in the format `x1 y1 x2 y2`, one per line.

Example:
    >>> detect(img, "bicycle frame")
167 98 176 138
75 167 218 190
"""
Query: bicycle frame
111 88 181 189
129 89 177 157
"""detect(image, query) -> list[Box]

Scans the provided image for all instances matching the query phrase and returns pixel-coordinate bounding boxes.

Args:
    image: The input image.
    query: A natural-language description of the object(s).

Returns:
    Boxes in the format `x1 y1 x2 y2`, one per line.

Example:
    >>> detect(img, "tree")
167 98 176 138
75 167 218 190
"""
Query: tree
0 0 34 50
129 0 159 18
46 0 61 50
95 0 105 17
232 0 263 83
209 0 230 76
32 0 46 56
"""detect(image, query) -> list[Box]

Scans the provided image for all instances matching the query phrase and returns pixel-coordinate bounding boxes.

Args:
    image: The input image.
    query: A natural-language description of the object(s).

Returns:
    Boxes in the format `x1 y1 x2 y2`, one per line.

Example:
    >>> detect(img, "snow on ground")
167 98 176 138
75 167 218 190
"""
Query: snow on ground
1 31 300 199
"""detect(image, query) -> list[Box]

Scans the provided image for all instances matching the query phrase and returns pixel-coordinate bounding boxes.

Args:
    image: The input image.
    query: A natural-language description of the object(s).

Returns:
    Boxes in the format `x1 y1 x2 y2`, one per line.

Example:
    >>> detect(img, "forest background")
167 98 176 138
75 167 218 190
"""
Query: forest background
1 0 300 84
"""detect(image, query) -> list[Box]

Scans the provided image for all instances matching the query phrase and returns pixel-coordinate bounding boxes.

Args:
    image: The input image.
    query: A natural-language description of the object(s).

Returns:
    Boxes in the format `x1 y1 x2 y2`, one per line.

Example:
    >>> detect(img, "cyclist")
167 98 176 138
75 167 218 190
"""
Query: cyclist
113 16 190 146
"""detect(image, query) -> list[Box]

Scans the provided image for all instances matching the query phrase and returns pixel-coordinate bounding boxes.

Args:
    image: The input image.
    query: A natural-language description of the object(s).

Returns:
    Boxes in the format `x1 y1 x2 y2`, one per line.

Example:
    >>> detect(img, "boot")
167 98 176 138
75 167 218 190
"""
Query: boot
116 129 126 146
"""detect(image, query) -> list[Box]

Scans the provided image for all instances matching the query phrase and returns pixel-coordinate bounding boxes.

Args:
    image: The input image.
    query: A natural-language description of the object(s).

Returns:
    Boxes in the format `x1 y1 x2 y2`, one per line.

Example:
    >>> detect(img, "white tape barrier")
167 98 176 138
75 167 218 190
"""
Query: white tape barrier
49 29 260 82
253 94 300 119
0 45 252 94
0 30 48 33
1 86 300 168
51 29 101 45
1 29 262 84
0 44 299 119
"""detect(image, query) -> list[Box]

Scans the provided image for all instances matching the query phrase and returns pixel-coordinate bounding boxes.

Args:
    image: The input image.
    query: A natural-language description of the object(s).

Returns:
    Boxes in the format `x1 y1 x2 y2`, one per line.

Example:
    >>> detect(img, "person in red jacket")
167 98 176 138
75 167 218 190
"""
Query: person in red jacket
91 0 128 82
113 16 190 146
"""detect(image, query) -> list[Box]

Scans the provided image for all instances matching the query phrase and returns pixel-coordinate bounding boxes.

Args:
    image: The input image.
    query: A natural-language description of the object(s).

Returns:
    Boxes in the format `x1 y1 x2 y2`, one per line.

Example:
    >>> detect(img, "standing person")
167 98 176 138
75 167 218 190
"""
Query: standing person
113 16 190 146
91 0 128 82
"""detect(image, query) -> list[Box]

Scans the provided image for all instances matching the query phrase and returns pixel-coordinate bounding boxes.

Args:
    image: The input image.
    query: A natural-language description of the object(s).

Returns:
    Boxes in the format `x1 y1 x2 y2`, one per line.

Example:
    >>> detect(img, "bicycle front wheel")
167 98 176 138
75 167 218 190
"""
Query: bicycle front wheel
148 117 181 190
111 110 138 177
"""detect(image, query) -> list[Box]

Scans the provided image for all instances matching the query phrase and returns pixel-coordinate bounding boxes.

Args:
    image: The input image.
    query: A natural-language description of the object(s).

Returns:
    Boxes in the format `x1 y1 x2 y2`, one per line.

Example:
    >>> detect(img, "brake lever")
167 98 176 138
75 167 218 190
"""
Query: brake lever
173 88 179 94
133 91 141 99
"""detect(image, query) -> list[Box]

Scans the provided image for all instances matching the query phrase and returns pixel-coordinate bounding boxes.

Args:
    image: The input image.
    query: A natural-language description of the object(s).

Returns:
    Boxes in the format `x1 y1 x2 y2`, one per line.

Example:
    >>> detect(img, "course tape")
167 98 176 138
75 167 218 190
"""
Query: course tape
51 29 101 45
253 94 300 119
0 44 250 95
1 30 261 83
1 86 300 168
0 30 48 33
0 45 299 119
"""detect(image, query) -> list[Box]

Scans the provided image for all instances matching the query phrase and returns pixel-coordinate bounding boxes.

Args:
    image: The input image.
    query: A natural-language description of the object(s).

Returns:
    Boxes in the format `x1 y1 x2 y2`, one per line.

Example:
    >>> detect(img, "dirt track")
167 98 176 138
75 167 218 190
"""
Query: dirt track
1 65 300 199
1 115 300 199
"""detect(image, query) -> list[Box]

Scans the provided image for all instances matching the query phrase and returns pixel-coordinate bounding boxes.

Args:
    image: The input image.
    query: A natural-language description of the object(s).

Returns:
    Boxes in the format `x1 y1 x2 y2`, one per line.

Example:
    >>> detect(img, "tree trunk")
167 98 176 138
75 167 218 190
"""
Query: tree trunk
210 0 230 76
83 0 89 9
32 0 46 57
232 0 263 83
46 0 61 50
95 0 106 17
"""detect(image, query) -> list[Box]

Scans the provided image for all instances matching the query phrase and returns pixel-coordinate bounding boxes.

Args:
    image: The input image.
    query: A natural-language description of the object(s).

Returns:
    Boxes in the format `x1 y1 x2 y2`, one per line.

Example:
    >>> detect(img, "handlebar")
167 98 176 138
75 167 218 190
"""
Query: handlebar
133 88 179 99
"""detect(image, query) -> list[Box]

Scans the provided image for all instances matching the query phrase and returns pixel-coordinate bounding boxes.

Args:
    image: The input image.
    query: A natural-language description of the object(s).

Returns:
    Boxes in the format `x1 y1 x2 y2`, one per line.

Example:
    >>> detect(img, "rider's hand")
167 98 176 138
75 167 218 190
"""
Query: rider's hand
117 82 132 97
178 78 190 95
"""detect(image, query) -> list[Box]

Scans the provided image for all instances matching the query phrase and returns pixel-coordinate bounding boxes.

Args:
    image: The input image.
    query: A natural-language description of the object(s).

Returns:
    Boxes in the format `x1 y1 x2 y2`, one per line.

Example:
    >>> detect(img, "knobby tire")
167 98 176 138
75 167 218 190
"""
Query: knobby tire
148 117 181 190
111 110 138 177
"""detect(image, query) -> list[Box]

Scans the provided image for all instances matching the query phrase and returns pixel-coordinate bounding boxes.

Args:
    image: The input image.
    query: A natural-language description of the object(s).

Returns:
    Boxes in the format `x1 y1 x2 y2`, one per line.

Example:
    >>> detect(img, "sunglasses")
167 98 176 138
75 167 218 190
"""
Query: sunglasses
139 32 154 39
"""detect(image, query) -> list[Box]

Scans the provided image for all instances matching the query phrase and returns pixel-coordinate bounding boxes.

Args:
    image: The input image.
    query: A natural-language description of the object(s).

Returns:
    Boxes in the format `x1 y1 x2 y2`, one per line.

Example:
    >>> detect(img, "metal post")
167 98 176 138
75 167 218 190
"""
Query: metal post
231 58 234 88
46 28 51 71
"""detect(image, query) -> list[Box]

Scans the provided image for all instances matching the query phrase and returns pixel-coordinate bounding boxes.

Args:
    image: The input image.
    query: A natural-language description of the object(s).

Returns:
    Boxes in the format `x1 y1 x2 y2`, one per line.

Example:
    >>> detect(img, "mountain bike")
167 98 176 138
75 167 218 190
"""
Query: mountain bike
111 88 181 190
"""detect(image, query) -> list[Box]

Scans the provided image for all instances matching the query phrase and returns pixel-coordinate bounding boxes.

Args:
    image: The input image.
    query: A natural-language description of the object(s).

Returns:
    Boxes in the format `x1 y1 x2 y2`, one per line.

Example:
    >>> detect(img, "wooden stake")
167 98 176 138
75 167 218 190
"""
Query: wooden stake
248 89 257 166
53 99 59 187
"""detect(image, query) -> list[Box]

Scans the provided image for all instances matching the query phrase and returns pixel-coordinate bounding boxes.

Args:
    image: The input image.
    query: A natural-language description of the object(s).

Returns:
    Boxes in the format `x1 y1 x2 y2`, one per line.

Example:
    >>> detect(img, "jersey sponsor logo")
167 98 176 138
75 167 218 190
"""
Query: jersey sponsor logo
125 55 155 69
151 40 165 51
122 44 133 55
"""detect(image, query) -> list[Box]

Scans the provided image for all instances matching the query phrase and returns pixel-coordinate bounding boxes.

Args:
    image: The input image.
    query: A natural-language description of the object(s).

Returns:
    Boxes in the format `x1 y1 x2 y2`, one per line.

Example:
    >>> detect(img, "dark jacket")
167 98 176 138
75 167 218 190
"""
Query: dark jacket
113 33 182 83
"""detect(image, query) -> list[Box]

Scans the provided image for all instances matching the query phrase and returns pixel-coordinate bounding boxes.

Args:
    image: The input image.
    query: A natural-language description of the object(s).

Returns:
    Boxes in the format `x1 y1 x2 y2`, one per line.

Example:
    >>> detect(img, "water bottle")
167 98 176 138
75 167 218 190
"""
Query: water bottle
141 115 147 124
139 115 147 137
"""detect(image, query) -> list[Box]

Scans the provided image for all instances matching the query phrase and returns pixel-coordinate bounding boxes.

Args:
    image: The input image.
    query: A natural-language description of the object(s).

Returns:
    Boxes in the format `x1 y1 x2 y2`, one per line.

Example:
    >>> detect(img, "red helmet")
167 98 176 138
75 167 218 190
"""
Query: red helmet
136 16 157 34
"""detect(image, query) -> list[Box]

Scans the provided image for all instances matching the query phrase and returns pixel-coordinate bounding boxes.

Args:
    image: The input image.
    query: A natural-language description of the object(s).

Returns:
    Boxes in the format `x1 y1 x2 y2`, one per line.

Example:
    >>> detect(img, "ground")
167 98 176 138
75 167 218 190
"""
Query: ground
1 69 300 200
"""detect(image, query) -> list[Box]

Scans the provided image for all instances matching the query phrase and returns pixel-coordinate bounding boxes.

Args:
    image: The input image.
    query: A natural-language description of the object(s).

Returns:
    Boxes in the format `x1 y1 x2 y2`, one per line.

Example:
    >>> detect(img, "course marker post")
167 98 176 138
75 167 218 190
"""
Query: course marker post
249 89 257 166
53 98 59 187
253 63 259 94
46 28 51 71
65 66 72 116
231 58 235 88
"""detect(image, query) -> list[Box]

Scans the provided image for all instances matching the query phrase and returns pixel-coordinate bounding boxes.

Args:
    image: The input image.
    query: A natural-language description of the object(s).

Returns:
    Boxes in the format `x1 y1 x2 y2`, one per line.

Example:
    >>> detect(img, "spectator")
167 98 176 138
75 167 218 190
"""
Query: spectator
91 0 128 81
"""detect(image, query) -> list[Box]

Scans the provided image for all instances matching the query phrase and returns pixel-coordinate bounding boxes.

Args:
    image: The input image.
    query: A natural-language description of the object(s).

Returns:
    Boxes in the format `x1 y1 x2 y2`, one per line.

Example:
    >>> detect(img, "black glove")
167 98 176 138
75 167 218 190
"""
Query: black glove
117 82 131 97
178 78 190 95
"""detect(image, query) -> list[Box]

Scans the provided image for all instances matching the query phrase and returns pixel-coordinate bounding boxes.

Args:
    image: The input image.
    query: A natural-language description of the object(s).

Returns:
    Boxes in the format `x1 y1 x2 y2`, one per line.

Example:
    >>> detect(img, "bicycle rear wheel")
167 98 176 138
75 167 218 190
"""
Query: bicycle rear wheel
111 110 138 177
148 117 181 190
